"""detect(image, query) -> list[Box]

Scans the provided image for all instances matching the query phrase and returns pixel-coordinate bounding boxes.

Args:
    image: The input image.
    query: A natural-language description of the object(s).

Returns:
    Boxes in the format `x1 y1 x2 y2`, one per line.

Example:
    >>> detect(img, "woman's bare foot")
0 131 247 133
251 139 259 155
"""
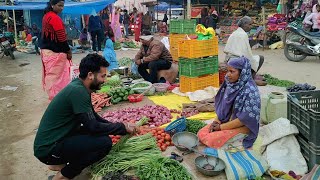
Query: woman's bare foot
52 172 70 180
255 79 267 86
48 164 66 171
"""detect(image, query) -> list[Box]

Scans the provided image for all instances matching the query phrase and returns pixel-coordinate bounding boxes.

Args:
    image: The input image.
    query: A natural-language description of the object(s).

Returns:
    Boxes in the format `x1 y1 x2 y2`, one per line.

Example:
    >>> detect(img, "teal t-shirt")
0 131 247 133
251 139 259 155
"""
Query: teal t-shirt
34 78 92 158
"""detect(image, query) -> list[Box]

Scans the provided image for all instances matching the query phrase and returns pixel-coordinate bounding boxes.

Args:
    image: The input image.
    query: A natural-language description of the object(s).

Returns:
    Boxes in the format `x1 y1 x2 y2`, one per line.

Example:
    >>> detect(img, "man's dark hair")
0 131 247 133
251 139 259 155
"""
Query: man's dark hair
79 54 109 79
142 30 152 36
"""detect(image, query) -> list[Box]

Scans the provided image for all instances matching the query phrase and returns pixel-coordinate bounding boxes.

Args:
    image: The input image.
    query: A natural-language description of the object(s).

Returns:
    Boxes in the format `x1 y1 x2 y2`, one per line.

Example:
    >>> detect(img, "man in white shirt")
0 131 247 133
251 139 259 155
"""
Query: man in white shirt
224 16 265 85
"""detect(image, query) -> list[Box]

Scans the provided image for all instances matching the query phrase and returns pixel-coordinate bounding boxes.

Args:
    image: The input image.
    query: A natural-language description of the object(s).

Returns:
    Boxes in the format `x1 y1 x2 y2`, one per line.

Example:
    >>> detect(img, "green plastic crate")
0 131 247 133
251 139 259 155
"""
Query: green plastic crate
170 19 196 34
179 56 218 77
287 90 320 145
287 90 320 168
296 135 320 170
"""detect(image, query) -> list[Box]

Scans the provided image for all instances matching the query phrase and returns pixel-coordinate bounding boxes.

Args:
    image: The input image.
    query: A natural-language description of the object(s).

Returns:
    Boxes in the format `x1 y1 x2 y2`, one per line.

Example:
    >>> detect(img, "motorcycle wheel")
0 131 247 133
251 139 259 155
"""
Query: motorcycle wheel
8 50 15 60
284 44 307 62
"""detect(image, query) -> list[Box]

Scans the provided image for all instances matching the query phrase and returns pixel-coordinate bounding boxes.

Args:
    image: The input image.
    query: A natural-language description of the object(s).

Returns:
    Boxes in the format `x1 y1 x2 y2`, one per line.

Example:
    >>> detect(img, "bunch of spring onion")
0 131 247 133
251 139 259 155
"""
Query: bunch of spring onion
90 117 160 179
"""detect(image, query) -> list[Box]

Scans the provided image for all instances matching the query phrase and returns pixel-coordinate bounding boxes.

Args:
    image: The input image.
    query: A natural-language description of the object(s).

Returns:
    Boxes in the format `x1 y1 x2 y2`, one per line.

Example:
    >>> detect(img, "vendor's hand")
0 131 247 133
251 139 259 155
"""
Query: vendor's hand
67 50 72 60
135 59 142 65
209 120 221 132
124 122 140 134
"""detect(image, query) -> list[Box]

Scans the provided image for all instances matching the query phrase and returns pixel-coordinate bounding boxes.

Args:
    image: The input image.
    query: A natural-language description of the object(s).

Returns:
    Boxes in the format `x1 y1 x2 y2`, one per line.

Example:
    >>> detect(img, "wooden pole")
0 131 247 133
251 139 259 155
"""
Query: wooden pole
187 0 191 20
5 0 9 31
262 6 266 51
81 15 85 28
13 10 17 44
157 0 159 21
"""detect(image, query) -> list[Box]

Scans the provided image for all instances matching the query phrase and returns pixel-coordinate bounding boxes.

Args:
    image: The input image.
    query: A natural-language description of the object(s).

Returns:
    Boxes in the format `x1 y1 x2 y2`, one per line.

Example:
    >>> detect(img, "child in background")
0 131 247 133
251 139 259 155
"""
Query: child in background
159 22 168 33
151 21 157 33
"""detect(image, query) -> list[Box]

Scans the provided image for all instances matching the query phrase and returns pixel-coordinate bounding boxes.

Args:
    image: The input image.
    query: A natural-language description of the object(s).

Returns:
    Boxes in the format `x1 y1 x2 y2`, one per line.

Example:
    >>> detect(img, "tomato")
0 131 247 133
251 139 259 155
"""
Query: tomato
165 135 171 141
157 143 161 147
170 142 174 146
161 145 167 151
158 139 164 144
157 135 162 140
165 141 171 146
151 130 157 134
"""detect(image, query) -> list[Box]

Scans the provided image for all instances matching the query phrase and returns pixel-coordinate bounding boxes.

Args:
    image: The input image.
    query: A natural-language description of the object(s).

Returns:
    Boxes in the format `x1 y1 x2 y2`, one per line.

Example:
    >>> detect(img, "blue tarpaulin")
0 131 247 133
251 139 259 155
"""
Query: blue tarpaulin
155 2 182 11
0 0 115 14
158 0 214 4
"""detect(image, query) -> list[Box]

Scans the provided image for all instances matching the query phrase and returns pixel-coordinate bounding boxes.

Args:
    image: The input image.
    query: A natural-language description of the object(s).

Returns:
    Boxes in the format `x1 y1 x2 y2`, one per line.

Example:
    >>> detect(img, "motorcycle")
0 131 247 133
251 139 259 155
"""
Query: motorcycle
284 23 320 62
0 31 15 60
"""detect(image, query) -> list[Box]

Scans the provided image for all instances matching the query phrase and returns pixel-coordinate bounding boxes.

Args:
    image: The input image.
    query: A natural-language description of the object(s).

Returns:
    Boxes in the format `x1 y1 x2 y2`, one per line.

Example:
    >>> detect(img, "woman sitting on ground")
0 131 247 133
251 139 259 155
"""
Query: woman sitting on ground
198 57 261 149
78 28 90 50
103 28 118 72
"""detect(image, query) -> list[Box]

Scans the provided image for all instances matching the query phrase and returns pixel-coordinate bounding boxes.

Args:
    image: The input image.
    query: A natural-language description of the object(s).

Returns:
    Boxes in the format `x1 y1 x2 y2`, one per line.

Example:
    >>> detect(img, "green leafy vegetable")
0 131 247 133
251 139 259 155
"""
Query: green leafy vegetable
118 57 133 67
136 156 192 180
123 41 138 48
264 74 295 87
114 41 121 50
186 119 207 134
90 133 159 179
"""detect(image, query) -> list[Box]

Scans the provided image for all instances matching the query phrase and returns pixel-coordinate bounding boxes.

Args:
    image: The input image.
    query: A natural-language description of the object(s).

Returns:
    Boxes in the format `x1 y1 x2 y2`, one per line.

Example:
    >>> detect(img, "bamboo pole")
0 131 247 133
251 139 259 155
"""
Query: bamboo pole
13 9 17 44
262 6 266 51
5 0 9 31
187 0 191 20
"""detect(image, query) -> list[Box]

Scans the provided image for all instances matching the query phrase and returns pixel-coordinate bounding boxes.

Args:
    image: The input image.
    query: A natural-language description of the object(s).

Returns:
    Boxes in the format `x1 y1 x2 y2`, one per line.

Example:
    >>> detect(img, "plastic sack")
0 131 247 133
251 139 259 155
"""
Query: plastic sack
186 87 218 101
205 148 269 180
161 37 170 50
260 118 308 175
172 86 218 102
130 81 155 96
131 62 139 75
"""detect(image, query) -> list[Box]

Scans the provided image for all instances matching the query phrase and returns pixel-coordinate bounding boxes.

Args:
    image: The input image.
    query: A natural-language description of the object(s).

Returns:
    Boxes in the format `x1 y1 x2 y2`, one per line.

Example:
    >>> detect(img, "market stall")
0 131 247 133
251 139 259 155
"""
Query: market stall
218 1 286 48
0 0 116 53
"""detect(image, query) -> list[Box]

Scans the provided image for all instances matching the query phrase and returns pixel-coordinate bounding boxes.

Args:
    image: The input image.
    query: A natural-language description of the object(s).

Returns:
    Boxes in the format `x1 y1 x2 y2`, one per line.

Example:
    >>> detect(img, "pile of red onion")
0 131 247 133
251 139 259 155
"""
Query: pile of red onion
102 105 173 127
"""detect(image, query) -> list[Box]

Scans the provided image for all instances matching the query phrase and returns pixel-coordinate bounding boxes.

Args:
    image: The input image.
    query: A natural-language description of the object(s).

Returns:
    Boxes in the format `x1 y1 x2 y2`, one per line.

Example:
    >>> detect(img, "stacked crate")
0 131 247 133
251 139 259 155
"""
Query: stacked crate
169 19 197 61
287 90 320 169
178 37 220 93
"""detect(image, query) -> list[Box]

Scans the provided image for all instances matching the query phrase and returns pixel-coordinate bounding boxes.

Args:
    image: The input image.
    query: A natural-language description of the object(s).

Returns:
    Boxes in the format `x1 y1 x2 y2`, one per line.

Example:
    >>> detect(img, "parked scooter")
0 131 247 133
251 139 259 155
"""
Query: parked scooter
0 30 15 60
284 24 320 62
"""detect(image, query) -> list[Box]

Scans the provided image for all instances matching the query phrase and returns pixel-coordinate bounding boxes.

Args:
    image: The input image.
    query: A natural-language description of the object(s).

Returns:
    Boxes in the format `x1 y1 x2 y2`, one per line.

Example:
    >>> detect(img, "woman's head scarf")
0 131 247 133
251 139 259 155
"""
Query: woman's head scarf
103 39 118 71
50 0 64 5
214 56 261 148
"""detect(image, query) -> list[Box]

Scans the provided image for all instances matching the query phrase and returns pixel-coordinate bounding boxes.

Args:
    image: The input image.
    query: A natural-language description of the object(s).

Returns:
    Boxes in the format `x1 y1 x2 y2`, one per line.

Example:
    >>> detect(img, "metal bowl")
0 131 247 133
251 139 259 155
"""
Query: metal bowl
195 156 225 176
112 66 129 76
172 132 199 151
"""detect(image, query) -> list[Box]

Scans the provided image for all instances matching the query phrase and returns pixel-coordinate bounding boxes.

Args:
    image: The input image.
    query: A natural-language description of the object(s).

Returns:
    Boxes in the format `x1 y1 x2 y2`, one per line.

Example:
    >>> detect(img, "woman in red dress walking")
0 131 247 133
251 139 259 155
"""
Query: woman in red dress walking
134 12 143 42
